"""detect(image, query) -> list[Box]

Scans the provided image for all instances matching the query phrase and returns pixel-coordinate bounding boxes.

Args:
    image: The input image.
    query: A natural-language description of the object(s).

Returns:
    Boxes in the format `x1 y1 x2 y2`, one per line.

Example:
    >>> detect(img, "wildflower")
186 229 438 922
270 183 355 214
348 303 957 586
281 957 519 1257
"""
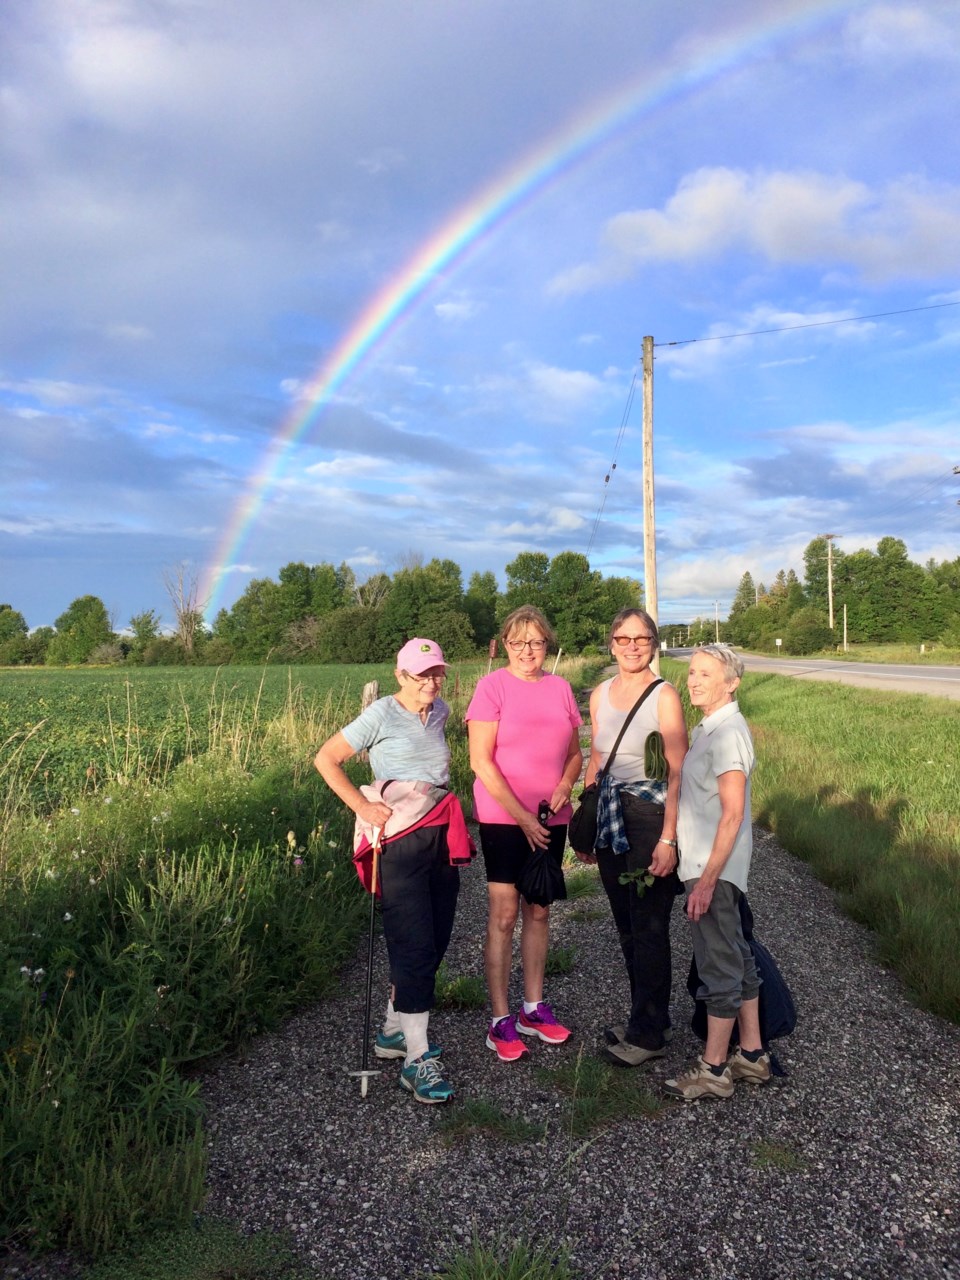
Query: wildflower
70 807 80 816
223 916 234 926
33 968 45 980
328 841 337 849
293 856 304 867
286 830 297 850
63 912 73 923
51 1099 60 1108
65 969 75 979
20 966 31 975
44 869 57 880
104 795 113 805
71 851 80 860
89 876 98 886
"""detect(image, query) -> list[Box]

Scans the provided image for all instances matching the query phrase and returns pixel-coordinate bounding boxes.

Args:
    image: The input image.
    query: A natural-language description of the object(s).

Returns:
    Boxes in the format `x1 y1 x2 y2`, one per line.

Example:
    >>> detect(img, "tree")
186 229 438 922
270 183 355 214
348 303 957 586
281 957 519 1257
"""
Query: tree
47 596 114 664
730 573 756 616
0 604 29 665
545 551 605 650
127 610 162 664
784 607 832 655
212 577 287 661
162 563 207 657
502 551 550 616
464 571 499 647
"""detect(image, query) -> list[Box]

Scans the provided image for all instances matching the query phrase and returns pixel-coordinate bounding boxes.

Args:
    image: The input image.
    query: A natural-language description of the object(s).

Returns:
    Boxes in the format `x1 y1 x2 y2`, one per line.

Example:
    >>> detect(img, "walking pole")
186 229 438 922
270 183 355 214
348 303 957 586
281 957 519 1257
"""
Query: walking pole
348 828 383 1098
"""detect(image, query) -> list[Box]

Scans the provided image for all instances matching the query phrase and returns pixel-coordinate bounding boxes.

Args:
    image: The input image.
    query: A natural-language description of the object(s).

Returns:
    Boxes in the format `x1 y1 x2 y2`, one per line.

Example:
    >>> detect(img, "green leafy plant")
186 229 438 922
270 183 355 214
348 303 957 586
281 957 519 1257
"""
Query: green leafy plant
544 945 577 976
617 867 654 897
437 1098 548 1146
81 1217 311 1280
431 1233 574 1280
434 961 487 1010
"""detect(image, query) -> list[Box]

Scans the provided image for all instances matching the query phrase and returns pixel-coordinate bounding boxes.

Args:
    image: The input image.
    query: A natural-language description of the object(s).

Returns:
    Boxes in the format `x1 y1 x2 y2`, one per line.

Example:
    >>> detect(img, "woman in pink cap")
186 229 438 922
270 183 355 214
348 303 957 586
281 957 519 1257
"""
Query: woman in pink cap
315 637 471 1105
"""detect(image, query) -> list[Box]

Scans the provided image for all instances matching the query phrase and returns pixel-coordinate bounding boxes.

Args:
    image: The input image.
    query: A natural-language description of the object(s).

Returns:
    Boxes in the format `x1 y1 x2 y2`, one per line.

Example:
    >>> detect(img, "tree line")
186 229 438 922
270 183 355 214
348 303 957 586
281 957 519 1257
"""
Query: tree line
0 551 642 667
720 536 960 654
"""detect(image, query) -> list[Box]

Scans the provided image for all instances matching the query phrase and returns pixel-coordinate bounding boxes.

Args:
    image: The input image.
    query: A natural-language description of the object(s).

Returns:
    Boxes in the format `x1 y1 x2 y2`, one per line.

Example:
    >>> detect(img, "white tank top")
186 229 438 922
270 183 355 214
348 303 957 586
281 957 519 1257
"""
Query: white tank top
594 678 666 784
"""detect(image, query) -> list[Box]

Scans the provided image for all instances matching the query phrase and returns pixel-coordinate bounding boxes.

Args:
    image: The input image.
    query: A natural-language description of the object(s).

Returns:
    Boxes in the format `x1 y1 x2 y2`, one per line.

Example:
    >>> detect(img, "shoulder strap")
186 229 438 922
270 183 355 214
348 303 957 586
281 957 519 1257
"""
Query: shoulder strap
598 678 663 782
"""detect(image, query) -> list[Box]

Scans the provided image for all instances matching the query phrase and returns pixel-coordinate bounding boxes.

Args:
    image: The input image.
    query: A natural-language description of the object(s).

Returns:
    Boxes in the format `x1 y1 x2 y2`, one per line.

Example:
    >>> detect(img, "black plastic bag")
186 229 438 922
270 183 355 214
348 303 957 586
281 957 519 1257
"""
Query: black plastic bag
517 846 567 908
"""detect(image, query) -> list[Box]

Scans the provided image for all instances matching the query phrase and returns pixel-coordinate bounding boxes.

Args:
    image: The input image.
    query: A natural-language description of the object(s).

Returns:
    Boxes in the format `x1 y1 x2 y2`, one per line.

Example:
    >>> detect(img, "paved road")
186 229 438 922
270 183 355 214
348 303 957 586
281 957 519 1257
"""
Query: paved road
666 648 960 701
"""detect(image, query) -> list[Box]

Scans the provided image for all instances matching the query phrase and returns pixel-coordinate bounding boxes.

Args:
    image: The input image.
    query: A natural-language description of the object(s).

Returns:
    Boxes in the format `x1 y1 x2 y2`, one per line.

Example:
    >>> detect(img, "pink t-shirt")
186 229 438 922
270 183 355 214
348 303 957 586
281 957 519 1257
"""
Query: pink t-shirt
465 667 582 825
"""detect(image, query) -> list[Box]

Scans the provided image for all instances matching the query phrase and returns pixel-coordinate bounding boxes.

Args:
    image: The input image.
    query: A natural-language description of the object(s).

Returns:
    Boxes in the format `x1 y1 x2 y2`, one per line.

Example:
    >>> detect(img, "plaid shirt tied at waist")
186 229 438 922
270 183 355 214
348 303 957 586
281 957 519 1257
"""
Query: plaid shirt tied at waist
595 774 668 855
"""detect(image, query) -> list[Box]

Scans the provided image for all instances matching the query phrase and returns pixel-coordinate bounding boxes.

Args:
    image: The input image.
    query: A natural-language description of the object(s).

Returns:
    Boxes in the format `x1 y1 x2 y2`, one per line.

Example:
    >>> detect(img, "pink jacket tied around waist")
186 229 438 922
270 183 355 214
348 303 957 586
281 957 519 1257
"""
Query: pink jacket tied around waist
352 779 475 895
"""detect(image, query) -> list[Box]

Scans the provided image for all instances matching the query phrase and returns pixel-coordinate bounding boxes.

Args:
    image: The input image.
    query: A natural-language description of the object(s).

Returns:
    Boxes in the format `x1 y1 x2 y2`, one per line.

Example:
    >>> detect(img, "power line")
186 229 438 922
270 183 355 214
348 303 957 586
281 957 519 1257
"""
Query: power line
656 299 960 349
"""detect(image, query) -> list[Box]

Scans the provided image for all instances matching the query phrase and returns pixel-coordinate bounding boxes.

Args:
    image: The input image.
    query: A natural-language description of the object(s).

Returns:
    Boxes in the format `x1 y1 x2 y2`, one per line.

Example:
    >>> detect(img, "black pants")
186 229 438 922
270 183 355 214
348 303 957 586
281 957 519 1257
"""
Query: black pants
378 824 460 1013
595 797 680 1051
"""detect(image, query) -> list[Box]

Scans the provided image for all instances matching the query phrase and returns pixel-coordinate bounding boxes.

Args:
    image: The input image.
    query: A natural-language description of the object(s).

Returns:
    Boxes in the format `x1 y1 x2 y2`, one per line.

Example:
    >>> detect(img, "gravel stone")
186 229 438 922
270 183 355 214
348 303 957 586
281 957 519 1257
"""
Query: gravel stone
4 826 959 1279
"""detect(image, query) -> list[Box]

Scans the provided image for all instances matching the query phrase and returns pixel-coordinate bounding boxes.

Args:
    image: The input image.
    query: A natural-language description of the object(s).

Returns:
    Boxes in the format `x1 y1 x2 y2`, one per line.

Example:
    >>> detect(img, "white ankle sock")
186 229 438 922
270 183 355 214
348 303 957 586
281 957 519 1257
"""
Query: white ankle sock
383 998 401 1036
398 1010 430 1063
523 1000 542 1015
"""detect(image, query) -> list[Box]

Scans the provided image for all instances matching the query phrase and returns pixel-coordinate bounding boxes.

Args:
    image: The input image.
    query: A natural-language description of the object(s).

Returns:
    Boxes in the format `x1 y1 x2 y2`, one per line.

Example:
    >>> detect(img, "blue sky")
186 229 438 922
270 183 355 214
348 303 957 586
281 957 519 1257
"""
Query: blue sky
2 0 959 631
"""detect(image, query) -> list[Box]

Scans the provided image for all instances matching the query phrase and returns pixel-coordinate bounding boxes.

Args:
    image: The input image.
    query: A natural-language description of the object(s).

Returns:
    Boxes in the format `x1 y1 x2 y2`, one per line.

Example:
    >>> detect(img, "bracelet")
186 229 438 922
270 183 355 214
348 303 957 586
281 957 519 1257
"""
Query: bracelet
658 837 678 847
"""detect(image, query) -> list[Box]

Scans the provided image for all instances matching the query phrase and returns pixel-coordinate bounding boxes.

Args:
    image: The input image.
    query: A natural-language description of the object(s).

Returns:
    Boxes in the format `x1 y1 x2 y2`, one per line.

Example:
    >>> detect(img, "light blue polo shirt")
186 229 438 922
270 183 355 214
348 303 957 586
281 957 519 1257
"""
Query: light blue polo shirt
676 700 754 892
341 695 450 786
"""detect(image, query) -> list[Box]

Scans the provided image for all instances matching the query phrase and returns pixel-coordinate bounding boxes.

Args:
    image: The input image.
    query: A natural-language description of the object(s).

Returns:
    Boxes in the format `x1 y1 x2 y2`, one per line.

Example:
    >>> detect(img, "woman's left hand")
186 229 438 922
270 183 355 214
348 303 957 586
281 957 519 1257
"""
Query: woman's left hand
574 849 597 865
547 783 571 814
685 878 715 922
649 840 678 877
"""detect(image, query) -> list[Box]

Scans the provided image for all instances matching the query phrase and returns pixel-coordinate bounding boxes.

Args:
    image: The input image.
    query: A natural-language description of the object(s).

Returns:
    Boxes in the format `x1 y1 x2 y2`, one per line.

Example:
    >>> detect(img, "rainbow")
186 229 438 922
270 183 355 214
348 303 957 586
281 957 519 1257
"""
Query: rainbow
202 0 861 617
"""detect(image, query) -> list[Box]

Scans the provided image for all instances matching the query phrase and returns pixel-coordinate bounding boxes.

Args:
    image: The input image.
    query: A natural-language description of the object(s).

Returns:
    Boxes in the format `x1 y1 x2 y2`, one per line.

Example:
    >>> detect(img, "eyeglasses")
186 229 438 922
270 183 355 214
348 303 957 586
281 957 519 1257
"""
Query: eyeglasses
612 635 655 648
404 671 446 685
506 639 547 652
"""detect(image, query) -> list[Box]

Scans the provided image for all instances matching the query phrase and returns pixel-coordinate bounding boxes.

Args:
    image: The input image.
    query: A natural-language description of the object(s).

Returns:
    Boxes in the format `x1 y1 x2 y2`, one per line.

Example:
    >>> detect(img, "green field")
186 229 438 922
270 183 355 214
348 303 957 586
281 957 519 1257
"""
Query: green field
0 661 486 813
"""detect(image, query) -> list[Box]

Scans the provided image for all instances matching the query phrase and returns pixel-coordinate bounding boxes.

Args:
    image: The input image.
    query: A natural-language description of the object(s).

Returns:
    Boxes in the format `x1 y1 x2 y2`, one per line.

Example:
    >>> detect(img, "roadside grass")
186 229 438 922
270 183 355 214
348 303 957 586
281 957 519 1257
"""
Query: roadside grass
435 961 487 1010
80 1218 311 1280
825 642 960 665
751 1140 807 1172
432 1235 575 1280
662 657 960 1023
438 1098 548 1145
545 945 577 976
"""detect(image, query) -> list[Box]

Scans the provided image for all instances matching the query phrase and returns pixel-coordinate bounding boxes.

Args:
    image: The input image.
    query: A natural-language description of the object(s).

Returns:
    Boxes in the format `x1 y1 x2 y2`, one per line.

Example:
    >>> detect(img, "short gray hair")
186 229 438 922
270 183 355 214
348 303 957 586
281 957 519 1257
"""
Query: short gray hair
691 643 744 682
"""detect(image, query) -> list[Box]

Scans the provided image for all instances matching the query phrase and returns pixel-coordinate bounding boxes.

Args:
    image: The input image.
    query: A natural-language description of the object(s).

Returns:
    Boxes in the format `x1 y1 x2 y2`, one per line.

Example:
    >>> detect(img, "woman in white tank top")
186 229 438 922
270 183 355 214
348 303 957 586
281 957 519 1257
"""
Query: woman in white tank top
576 608 688 1067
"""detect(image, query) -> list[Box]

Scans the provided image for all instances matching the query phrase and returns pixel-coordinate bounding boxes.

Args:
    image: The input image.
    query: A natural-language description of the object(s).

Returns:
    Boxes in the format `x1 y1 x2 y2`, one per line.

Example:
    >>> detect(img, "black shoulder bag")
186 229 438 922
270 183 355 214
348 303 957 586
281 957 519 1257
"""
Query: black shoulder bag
567 678 663 854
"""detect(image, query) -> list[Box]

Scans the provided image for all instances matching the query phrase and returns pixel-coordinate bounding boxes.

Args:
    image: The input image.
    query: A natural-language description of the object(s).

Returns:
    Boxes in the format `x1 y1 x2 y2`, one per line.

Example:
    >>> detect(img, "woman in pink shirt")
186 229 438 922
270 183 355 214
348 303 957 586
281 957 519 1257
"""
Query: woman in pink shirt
466 606 583 1061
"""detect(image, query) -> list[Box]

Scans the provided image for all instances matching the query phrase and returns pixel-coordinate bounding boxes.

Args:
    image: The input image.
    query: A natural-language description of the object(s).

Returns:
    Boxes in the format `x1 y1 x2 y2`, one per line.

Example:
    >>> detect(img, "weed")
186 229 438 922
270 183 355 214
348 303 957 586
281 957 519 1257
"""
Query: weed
437 1097 547 1146
544 945 577 976
431 1233 574 1280
434 962 487 1010
751 1140 807 1172
562 866 602 900
537 1052 663 1138
81 1217 311 1280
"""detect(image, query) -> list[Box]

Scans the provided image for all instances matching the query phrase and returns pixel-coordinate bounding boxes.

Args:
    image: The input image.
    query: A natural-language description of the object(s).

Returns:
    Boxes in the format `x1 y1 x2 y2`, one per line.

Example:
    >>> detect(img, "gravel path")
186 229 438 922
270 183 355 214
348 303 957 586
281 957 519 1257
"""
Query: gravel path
199 825 960 1280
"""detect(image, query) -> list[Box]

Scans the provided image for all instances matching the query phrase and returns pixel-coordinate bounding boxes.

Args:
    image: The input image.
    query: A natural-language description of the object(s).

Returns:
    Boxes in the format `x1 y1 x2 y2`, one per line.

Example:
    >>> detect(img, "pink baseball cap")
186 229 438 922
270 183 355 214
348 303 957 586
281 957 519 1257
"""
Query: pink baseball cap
396 637 447 674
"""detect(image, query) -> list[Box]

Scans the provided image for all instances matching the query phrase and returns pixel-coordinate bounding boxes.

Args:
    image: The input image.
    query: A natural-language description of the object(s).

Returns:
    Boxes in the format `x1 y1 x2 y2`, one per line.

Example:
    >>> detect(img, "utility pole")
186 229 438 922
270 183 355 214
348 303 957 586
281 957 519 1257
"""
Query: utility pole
714 600 720 641
822 533 838 629
642 335 659 674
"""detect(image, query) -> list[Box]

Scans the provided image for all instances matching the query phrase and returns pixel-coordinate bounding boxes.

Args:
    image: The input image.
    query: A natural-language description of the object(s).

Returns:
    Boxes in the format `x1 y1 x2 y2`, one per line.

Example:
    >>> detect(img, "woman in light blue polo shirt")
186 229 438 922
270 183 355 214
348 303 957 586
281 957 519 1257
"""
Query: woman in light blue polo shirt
665 644 770 1102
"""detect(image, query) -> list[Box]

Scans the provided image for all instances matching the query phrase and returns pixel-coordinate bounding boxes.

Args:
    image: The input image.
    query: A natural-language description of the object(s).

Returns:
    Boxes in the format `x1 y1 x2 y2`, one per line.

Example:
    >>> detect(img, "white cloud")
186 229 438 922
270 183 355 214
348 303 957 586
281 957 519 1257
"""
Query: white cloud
549 168 960 294
844 4 959 62
434 298 479 322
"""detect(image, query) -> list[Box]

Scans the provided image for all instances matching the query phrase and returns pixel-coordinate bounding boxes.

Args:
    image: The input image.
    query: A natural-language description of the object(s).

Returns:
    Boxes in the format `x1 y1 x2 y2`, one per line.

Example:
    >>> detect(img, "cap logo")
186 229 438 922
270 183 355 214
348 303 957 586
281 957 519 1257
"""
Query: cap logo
420 643 432 652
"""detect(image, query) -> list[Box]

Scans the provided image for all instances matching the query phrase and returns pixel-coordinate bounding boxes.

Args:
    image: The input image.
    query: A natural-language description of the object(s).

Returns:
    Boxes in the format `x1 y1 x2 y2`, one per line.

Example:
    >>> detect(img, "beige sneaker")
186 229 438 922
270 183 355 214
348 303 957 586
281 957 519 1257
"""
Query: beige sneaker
603 1039 666 1068
728 1046 772 1085
664 1056 734 1101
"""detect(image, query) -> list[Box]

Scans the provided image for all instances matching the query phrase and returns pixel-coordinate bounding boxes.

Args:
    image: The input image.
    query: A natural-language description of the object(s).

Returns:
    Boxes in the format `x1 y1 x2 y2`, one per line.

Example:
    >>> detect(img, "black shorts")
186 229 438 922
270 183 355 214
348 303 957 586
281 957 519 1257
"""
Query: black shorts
478 822 567 887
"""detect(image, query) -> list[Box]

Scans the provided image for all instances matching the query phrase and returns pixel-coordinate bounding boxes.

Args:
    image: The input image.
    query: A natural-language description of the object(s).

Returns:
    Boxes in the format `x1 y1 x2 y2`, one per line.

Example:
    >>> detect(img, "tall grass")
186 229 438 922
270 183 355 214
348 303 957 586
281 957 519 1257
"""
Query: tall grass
662 657 960 1023
0 679 368 1258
